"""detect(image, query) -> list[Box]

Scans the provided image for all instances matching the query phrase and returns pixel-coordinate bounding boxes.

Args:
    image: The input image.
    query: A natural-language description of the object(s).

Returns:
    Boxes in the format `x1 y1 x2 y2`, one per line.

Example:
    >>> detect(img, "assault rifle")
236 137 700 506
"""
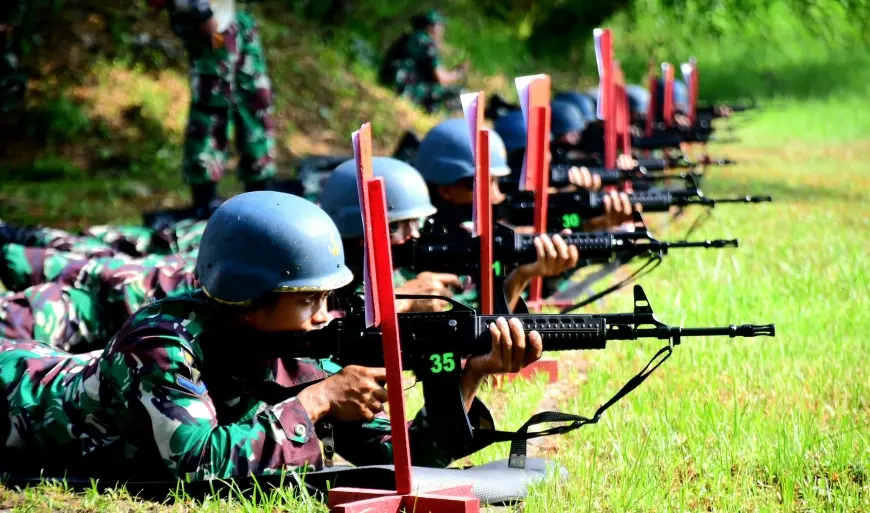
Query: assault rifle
503 186 772 231
386 221 737 277
225 285 774 465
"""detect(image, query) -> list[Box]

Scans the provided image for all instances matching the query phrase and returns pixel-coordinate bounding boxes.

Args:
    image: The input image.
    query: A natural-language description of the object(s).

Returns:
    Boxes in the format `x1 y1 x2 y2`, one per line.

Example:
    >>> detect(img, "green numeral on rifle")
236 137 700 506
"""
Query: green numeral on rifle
493 261 503 277
430 352 456 374
562 213 582 229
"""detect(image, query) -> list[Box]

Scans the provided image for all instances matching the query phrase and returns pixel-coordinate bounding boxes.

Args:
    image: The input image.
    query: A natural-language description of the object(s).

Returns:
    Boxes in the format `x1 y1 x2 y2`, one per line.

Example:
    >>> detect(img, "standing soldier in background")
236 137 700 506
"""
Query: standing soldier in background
379 10 467 113
166 0 277 216
0 0 26 116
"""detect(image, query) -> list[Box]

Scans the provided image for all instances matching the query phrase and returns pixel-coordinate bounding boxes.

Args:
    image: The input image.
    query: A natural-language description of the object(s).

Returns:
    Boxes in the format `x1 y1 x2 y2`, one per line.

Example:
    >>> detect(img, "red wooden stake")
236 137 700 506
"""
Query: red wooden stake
477 130 494 315
328 160 481 513
646 59 657 139
600 29 616 170
369 178 412 493
663 63 674 128
528 104 551 304
688 57 698 126
354 124 380 326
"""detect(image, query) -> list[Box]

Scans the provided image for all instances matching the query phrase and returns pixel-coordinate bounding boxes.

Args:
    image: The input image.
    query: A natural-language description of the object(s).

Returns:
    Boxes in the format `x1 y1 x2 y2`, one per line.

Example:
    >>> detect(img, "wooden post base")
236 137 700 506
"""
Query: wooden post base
328 485 480 513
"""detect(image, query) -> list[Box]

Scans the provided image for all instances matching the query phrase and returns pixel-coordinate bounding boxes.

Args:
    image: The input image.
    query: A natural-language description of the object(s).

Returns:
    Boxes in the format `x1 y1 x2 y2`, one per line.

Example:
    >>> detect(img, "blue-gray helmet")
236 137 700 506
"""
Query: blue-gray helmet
625 84 650 114
319 156 437 238
414 118 512 185
554 91 596 122
550 100 587 137
195 191 354 305
493 110 526 153
655 77 690 112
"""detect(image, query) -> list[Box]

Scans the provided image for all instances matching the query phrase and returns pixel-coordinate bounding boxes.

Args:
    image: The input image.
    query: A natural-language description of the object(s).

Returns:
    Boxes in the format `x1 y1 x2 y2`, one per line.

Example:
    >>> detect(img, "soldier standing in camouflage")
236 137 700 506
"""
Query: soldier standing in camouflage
168 0 277 215
0 191 543 479
379 10 467 113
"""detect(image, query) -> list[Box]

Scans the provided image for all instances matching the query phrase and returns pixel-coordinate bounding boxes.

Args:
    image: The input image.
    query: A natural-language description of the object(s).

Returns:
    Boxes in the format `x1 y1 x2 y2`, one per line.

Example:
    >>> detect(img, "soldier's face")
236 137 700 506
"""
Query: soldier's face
390 219 422 245
244 291 332 332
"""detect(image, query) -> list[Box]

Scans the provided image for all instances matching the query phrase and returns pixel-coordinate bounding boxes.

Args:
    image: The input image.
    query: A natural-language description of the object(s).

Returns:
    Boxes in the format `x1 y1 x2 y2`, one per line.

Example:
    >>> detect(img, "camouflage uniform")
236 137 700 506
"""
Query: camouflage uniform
172 8 276 186
0 290 490 479
0 251 198 352
0 283 103 352
0 219 207 259
0 0 26 115
381 30 460 113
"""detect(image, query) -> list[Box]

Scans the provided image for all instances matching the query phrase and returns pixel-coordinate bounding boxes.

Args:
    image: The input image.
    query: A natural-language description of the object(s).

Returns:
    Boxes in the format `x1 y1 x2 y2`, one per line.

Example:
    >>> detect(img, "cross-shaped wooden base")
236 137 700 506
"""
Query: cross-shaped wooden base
328 485 480 513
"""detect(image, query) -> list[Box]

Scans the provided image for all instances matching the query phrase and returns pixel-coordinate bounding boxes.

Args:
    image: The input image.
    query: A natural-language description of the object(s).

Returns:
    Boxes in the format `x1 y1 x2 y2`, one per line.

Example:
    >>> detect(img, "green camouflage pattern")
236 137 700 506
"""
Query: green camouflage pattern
382 30 460 113
0 284 104 352
0 246 198 351
0 219 207 259
181 10 276 186
0 290 482 479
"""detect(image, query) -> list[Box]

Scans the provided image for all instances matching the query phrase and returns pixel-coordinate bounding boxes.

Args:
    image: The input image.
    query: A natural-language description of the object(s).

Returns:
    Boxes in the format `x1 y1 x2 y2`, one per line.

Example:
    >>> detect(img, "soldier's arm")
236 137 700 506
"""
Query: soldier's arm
311 358 493 468
328 398 494 468
122 332 324 480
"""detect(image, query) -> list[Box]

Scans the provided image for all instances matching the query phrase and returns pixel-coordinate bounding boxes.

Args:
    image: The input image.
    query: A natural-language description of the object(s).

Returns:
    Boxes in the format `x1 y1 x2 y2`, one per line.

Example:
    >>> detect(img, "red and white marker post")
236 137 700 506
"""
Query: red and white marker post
327 123 480 513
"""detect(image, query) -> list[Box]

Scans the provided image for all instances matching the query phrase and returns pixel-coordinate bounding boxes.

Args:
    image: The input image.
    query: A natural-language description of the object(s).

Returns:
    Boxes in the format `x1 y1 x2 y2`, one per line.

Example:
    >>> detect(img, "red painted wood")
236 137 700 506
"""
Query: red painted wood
478 129 494 315
355 123 380 326
529 105 551 303
646 59 657 139
600 29 616 170
402 494 481 513
329 488 398 507
367 177 413 494
329 486 481 512
663 63 674 128
689 57 698 126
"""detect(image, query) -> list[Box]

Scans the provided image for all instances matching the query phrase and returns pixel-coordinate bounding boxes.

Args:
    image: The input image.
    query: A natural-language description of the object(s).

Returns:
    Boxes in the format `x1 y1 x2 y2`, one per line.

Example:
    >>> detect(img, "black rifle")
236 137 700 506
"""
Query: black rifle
392 222 737 277
503 187 772 231
230 285 774 467
549 164 699 190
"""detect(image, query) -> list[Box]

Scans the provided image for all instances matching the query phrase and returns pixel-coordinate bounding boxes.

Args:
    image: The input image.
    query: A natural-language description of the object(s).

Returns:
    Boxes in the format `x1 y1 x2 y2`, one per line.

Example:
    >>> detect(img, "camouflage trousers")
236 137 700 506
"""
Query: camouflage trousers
400 82 461 114
0 218 207 260
182 10 276 186
0 248 198 352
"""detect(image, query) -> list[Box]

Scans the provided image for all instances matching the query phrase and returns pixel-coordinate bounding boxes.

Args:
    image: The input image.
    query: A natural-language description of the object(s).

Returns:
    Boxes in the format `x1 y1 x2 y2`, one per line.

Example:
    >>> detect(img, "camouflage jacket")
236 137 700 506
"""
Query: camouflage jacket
382 30 440 90
0 218 206 259
0 246 198 352
0 290 491 480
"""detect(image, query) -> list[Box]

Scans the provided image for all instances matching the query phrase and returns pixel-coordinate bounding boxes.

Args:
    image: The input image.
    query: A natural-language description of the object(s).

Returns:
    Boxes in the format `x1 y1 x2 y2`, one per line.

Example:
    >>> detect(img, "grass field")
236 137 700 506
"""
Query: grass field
2 97 868 511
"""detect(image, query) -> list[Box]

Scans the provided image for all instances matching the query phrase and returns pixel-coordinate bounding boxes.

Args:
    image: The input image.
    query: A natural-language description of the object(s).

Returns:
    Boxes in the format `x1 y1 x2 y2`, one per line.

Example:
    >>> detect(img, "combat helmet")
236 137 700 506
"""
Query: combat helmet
195 191 353 305
414 118 512 185
550 100 588 138
319 157 437 238
554 91 597 122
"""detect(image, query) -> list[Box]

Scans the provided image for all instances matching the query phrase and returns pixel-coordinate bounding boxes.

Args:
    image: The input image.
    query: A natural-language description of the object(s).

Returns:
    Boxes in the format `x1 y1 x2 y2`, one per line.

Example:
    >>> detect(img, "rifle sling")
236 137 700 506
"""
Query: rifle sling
473 344 673 468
